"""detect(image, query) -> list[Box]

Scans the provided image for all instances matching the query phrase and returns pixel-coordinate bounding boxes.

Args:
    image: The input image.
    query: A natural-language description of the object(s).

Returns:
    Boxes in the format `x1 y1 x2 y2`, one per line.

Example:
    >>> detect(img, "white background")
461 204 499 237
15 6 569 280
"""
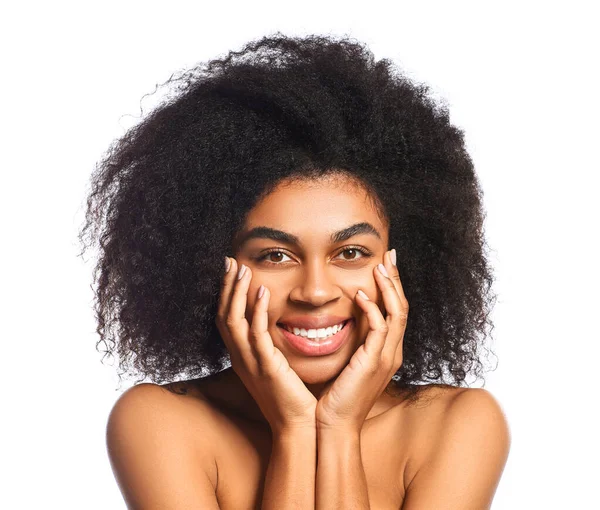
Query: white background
2 0 598 508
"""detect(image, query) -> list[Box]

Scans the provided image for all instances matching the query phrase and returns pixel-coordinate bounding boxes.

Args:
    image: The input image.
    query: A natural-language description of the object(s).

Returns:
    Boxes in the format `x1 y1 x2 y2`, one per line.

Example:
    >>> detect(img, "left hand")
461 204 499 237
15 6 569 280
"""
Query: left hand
315 249 409 433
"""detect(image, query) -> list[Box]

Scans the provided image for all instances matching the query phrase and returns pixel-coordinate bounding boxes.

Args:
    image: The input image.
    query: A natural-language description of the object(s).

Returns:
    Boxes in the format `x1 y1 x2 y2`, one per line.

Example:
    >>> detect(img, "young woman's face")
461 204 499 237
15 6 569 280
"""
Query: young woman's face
233 174 389 388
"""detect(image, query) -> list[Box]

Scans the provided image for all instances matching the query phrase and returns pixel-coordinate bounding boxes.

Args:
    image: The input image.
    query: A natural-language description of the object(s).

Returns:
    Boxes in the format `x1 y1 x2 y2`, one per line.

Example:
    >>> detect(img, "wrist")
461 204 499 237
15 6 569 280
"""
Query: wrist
271 424 317 440
317 424 362 442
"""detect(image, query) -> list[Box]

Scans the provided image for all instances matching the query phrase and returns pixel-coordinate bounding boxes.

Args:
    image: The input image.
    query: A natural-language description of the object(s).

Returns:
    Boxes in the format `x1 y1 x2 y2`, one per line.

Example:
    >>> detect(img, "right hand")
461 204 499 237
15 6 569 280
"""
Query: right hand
216 257 318 434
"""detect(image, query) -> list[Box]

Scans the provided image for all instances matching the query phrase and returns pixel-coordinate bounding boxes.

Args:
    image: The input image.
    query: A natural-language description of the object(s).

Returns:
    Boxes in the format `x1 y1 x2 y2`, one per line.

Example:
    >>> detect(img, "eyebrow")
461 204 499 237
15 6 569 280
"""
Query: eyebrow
234 222 382 250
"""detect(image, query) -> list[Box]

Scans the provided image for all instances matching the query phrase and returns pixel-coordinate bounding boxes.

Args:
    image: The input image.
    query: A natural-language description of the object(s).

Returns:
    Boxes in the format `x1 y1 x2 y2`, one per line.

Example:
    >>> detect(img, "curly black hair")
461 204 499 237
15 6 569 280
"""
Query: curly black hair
78 32 498 405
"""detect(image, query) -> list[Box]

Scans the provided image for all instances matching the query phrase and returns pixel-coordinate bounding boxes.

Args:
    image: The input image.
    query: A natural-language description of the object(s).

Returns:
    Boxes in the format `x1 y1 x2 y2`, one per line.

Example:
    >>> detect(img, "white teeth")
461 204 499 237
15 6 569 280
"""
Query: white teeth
283 321 346 339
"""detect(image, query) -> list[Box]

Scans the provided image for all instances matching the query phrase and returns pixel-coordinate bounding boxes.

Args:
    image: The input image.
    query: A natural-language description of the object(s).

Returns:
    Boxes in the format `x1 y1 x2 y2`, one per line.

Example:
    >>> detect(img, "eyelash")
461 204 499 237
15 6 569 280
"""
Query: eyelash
255 246 373 265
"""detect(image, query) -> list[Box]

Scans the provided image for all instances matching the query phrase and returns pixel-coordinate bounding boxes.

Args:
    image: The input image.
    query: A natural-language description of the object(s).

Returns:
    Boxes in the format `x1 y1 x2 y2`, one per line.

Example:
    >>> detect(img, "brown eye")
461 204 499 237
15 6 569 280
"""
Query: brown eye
341 249 359 260
256 247 371 266
267 251 285 262
336 247 371 261
256 250 293 264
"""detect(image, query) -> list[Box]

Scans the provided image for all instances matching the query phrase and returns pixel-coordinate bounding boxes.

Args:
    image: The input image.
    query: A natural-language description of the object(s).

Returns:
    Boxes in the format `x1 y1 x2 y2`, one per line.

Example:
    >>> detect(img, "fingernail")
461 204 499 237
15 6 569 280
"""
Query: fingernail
237 264 247 280
224 257 231 273
377 263 389 278
390 249 396 266
357 289 369 300
258 285 265 299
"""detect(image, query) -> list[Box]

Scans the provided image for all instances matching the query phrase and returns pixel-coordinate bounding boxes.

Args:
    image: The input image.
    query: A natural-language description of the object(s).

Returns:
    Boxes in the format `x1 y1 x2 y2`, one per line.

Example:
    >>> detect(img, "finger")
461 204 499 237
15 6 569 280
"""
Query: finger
384 249 409 308
224 261 253 358
217 257 238 322
384 251 409 369
374 259 408 364
215 257 240 357
389 259 409 369
250 284 275 361
355 289 388 359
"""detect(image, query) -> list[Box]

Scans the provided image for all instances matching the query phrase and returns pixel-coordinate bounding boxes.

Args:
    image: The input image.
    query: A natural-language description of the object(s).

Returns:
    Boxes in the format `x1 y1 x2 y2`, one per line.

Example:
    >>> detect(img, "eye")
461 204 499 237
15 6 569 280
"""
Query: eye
256 250 293 264
255 246 372 266
335 247 371 261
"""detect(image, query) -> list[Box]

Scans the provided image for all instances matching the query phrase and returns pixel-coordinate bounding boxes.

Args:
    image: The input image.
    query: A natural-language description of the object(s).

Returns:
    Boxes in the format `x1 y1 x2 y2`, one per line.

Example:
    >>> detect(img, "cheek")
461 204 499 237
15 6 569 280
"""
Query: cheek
245 280 277 323
363 278 384 309
355 281 385 333
247 281 260 301
370 278 386 312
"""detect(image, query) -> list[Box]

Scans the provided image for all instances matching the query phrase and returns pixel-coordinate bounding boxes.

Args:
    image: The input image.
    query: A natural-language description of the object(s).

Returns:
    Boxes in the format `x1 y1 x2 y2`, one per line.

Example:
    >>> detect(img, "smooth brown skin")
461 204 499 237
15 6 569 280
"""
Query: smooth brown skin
106 174 511 509
232 174 390 399
218 173 405 431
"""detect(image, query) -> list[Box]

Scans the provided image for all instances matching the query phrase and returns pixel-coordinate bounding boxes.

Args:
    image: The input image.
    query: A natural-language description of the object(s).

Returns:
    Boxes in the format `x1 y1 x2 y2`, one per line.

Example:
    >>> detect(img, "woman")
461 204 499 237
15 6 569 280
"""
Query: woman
79 33 510 509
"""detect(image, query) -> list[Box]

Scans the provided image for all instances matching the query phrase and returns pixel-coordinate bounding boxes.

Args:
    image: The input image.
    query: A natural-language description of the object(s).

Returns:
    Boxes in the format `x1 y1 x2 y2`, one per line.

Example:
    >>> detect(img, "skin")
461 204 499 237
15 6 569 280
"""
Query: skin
228 172 402 423
106 173 510 510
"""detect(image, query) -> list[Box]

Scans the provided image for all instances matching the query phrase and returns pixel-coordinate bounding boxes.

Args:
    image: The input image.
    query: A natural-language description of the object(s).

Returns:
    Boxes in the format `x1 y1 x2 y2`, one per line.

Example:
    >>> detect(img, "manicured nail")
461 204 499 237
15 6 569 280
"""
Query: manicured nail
237 264 247 280
357 289 369 300
224 257 231 273
390 249 396 266
377 263 389 278
258 285 265 299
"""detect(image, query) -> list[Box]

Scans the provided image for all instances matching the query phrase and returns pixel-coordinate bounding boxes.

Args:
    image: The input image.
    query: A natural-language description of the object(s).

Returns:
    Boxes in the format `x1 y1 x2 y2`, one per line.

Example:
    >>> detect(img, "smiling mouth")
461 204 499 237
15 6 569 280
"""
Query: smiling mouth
275 319 351 341
275 318 355 356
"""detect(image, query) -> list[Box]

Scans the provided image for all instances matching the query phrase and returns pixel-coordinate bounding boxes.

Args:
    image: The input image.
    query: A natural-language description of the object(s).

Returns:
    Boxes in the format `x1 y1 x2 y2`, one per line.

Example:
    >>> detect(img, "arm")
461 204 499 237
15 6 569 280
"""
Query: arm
402 389 511 509
312 250 406 509
315 427 370 509
262 427 317 510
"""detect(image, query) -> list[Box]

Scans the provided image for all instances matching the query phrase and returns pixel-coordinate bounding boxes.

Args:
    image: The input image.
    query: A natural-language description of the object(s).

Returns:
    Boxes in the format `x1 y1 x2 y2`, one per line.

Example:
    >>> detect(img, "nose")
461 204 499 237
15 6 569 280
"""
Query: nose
288 258 342 307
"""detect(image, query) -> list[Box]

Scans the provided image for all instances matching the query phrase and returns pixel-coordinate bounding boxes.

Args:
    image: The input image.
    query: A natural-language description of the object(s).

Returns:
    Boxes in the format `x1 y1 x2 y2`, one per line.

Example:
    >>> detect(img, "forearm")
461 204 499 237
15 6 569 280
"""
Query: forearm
261 427 317 510
316 428 370 509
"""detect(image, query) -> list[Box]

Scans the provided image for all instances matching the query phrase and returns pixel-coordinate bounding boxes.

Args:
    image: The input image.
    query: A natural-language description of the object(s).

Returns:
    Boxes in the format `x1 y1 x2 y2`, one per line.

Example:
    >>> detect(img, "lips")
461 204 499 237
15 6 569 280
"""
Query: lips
278 318 354 356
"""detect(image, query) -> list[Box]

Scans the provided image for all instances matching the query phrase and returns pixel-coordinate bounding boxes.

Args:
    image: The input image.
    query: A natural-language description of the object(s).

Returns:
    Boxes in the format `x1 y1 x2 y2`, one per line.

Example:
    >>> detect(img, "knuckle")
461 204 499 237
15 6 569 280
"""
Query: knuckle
249 322 262 337
391 311 408 324
368 359 381 374
229 280 240 295
380 356 393 372
377 323 389 334
353 354 371 372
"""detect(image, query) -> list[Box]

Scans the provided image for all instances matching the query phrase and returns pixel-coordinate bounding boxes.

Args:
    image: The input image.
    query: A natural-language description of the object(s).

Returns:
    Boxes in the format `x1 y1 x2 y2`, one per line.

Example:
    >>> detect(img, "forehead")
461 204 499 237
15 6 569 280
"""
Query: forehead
242 175 388 244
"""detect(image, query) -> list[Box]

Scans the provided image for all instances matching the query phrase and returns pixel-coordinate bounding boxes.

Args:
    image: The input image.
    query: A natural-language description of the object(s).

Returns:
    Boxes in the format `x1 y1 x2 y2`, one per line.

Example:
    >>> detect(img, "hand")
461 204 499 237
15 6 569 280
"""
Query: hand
216 257 318 434
315 249 409 433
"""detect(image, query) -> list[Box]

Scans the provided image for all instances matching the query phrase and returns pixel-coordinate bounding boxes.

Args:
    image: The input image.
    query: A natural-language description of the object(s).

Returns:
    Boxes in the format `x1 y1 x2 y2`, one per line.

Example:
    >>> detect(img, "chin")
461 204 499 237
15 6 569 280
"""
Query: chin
292 363 343 386
279 340 360 386
269 317 368 384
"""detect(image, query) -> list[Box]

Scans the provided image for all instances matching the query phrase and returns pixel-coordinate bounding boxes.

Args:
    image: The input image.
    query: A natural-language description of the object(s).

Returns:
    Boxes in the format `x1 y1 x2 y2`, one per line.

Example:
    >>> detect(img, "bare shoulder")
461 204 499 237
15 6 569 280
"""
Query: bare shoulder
402 385 511 503
106 382 221 509
106 380 220 460
409 385 510 435
108 381 220 433
405 385 509 435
